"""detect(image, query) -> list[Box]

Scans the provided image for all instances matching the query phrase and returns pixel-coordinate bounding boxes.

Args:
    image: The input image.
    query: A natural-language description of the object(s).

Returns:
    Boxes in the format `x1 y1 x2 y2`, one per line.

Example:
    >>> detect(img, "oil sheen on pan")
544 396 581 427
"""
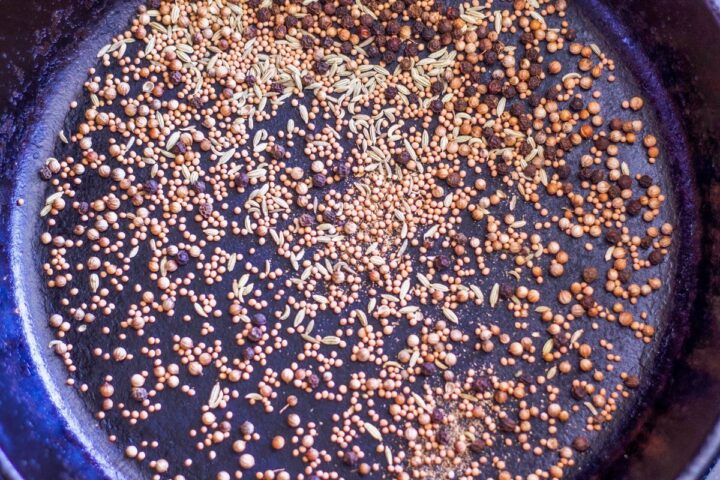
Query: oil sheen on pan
28 0 680 478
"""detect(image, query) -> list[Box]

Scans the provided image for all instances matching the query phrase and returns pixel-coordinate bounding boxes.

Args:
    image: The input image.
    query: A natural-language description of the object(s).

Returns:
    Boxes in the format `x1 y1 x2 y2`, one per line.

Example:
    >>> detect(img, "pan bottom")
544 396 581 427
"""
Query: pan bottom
10 0 696 478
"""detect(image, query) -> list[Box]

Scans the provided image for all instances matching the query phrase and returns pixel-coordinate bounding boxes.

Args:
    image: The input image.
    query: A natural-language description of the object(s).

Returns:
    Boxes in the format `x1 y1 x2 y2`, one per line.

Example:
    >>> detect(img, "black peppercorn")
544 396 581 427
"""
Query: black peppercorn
235 172 249 189
199 202 212 218
299 213 315 227
248 327 263 342
617 174 633 189
433 254 451 270
343 450 358 466
192 180 206 194
251 313 267 326
638 175 653 188
499 284 514 299
572 436 590 452
498 417 517 433
242 347 255 361
626 200 642 216
420 362 436 376
472 375 492 393
648 250 664 265
312 173 327 188
176 250 189 265
143 180 159 195
335 163 351 178
131 387 148 401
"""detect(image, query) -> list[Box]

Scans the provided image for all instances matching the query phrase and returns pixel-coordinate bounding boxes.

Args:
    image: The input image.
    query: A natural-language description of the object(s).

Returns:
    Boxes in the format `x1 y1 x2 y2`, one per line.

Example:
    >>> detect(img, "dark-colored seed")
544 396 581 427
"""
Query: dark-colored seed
335 163 351 178
251 313 267 326
626 200 642 216
131 387 148 401
617 175 633 189
470 440 485 453
312 174 327 188
433 254 451 270
248 327 263 342
271 144 286 159
624 375 640 389
572 436 590 452
143 180 159 195
315 60 329 75
39 165 53 181
486 50 499 65
299 213 315 227
240 421 255 436
472 375 492 393
395 151 411 166
617 268 632 283
605 228 622 244
199 203 212 218
192 180 206 194
570 96 584 111
431 81 444 95
420 362 436 376
517 373 533 385
301 35 314 49
499 283 514 299
582 267 598 283
343 450 358 466
594 136 610 151
242 347 255 361
323 209 337 223
273 25 287 39
498 417 517 433
446 172 461 187
176 250 189 266
190 96 204 109
638 175 654 188
556 164 571 180
257 7 271 21
571 384 587 400
648 250 664 265
235 172 249 189
427 38 441 52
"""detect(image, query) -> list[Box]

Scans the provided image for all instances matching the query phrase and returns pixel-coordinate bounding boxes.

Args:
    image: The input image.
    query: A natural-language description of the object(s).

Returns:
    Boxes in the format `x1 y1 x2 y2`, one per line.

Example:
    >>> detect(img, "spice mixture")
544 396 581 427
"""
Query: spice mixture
38 0 673 478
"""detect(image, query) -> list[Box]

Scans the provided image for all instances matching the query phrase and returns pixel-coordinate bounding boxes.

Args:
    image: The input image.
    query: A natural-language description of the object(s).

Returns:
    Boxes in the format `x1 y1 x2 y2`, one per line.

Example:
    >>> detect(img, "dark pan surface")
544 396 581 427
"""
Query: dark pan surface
0 0 719 479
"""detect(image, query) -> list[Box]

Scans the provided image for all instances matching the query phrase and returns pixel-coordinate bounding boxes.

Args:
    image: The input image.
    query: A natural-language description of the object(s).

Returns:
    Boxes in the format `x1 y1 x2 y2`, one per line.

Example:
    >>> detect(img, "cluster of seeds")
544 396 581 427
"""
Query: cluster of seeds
39 0 674 478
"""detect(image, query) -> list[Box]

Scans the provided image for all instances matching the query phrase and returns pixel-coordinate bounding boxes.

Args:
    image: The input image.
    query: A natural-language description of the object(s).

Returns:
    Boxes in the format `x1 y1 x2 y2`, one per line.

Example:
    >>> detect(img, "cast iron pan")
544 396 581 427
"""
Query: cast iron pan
0 0 719 479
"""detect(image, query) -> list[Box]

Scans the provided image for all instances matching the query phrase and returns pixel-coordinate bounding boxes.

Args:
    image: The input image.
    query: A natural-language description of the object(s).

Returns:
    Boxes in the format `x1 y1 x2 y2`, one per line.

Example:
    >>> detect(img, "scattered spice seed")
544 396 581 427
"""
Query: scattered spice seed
38 0 674 478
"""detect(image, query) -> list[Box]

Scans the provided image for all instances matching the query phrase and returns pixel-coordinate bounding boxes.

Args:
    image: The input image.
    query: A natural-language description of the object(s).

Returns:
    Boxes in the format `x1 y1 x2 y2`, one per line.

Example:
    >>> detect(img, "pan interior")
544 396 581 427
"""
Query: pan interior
10 0 694 478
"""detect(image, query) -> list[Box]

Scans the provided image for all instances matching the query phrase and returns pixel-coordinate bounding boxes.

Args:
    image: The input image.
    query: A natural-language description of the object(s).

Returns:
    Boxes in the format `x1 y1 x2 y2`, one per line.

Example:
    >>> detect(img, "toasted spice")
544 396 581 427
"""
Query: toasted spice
38 0 673 478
